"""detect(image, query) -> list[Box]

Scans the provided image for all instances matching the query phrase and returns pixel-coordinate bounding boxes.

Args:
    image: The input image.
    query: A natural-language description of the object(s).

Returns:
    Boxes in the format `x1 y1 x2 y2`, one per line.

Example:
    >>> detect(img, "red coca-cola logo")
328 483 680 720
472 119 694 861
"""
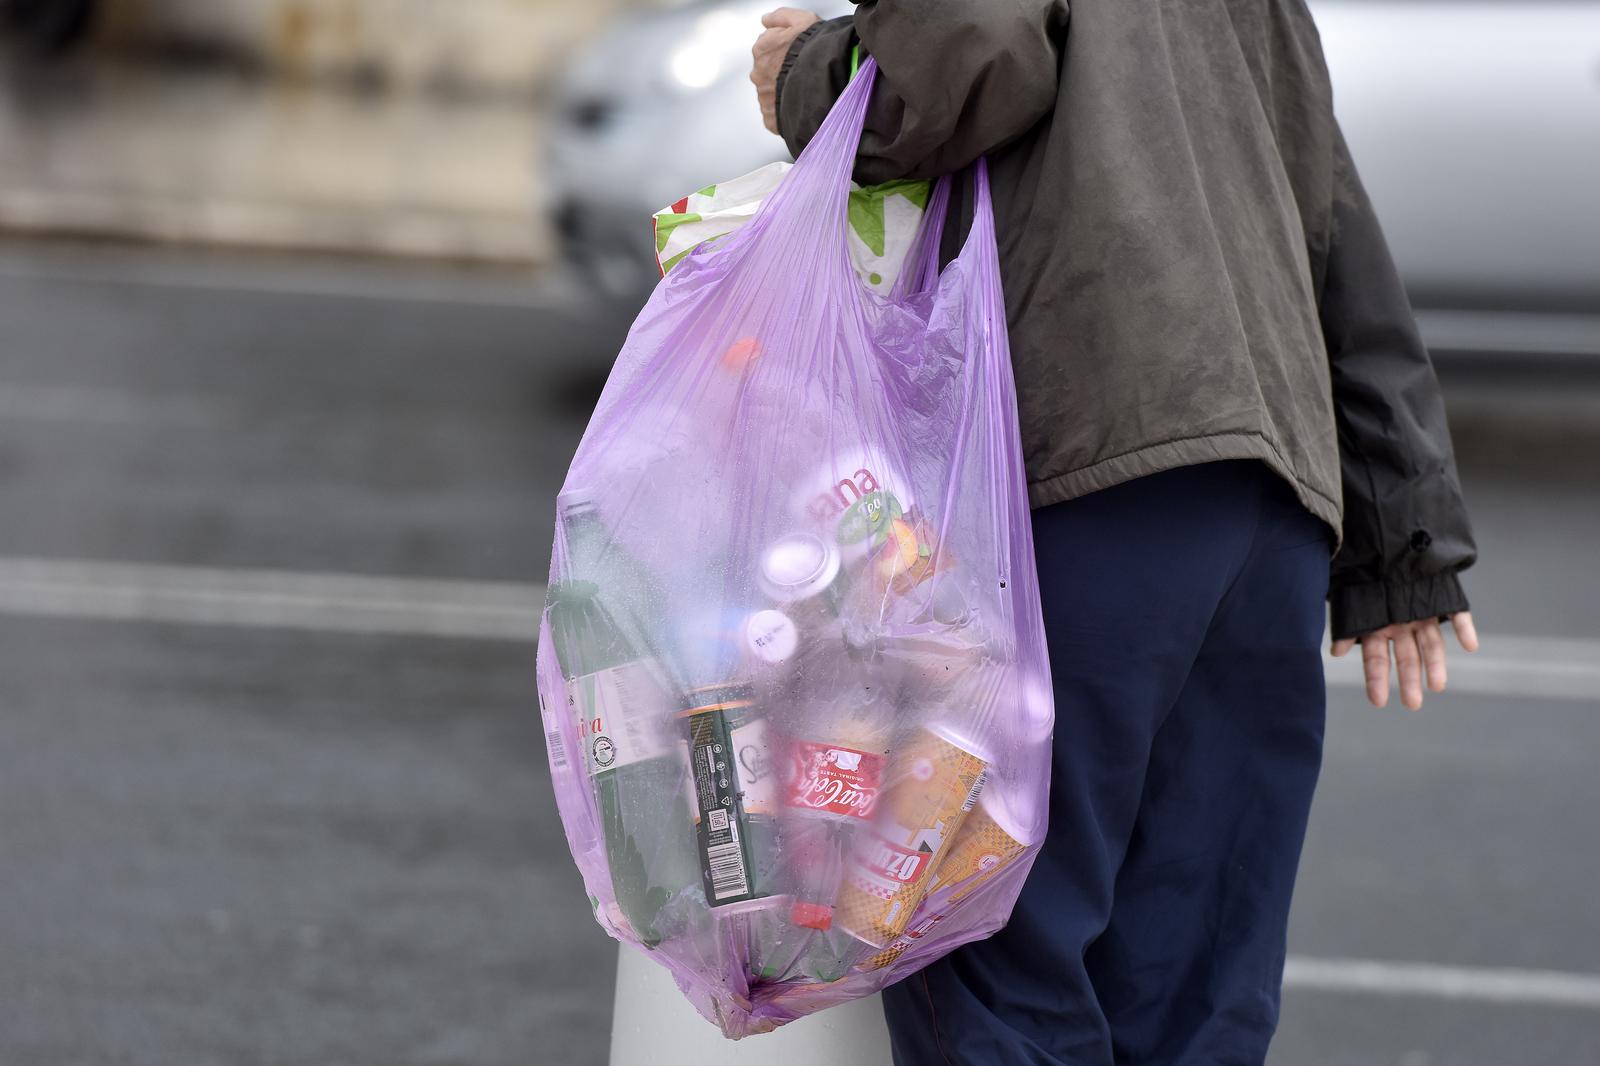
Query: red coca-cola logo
785 740 884 819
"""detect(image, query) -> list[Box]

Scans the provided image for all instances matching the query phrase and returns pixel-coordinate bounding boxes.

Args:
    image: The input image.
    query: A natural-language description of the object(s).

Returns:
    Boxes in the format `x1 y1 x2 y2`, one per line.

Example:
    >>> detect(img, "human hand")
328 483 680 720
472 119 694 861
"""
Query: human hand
751 7 821 135
1331 611 1480 710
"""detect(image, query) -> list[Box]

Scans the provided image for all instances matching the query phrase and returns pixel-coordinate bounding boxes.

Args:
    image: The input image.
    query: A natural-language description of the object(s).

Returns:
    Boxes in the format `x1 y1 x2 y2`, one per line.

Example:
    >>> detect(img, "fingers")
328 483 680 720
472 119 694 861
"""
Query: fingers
761 7 814 29
1361 633 1390 708
1392 627 1425 710
1347 614 1475 712
1416 620 1448 693
751 27 790 60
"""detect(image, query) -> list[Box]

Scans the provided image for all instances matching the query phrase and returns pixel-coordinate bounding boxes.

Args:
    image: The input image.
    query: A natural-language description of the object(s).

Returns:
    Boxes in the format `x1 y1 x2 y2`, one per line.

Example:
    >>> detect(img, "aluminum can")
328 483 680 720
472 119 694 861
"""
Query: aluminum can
758 532 844 614
834 724 989 947
925 786 1034 905
682 681 777 913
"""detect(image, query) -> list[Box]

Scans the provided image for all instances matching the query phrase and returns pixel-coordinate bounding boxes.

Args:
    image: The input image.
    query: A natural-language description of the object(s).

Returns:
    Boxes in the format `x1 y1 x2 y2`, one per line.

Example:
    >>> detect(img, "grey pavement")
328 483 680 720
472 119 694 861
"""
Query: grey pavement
0 240 1597 1065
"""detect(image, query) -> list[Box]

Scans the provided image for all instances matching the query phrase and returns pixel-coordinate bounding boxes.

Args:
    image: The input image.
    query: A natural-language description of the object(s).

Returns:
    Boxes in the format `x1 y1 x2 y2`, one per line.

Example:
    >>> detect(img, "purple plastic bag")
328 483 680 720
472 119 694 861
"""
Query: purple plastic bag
536 60 1053 1038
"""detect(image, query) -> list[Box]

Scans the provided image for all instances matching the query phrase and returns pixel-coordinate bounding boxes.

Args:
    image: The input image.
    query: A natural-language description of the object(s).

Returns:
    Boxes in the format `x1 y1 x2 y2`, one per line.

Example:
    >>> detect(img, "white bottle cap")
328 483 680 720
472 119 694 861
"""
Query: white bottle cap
742 609 799 665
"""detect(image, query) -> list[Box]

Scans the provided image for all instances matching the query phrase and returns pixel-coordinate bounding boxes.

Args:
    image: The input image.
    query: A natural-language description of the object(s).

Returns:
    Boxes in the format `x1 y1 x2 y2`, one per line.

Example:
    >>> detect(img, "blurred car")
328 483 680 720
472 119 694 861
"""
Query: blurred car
544 0 851 299
545 0 1600 358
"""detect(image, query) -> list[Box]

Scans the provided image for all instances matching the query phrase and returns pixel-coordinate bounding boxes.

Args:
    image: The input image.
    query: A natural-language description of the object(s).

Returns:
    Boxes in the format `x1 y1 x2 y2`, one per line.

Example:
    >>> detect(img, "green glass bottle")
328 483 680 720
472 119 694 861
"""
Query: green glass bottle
547 493 691 946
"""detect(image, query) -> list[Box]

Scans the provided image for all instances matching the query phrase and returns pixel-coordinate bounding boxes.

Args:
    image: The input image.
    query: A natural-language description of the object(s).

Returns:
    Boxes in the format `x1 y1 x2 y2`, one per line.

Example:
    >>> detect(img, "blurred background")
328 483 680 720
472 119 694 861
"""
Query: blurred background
0 1 1597 1063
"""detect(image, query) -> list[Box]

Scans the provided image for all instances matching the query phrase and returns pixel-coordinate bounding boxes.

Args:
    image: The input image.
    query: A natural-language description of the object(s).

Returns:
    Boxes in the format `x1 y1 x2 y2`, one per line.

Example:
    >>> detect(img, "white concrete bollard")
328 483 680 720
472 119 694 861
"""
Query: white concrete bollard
609 944 895 1066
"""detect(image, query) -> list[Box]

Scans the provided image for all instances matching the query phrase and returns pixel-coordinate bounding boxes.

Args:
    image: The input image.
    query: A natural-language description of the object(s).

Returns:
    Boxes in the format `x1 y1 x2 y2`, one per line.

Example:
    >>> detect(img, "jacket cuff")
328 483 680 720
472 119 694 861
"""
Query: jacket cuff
774 21 828 141
1329 570 1471 642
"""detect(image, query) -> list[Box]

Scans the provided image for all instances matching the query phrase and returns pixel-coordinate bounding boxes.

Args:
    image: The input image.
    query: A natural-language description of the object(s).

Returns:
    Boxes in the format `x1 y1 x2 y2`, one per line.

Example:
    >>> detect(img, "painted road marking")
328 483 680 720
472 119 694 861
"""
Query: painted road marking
1284 956 1600 1009
0 557 543 641
0 556 1595 702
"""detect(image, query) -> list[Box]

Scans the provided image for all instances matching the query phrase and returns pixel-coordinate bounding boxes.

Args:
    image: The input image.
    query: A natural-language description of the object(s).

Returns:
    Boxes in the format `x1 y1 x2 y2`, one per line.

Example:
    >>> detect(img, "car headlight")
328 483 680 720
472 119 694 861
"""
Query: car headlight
664 8 764 91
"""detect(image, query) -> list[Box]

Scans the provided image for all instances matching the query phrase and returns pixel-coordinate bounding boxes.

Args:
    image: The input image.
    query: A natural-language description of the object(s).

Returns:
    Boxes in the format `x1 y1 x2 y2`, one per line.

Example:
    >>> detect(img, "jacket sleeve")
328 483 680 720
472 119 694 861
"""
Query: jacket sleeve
1320 123 1477 642
775 0 1069 185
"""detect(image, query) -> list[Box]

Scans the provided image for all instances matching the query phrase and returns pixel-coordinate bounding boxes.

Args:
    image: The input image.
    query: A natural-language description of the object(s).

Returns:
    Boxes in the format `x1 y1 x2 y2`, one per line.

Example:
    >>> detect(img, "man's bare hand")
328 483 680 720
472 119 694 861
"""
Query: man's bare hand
752 8 820 135
1331 611 1480 710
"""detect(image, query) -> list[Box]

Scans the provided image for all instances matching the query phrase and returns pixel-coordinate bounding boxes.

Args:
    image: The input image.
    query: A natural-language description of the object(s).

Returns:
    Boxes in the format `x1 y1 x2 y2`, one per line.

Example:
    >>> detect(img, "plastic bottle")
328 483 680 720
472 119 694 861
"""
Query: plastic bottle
548 491 694 947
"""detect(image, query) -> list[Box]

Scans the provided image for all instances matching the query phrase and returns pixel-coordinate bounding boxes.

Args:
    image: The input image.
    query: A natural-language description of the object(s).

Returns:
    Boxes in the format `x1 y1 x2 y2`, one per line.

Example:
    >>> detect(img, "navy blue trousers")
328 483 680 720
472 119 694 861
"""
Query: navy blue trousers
883 459 1334 1066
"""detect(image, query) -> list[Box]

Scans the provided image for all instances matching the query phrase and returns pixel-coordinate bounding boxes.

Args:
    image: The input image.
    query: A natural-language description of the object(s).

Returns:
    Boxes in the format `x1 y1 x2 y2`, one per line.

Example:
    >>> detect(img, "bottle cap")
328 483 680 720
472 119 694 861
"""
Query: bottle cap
790 901 835 930
742 609 798 665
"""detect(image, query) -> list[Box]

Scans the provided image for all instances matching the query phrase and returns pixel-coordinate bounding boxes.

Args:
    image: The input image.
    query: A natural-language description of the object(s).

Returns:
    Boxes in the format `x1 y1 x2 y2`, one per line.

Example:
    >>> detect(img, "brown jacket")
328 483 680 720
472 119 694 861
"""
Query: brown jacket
777 0 1476 640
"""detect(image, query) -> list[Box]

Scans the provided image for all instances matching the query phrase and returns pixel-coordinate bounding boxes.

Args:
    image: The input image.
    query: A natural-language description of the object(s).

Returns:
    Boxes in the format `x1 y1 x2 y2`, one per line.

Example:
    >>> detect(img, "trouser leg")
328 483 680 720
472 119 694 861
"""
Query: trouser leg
1089 468 1332 1066
882 460 1275 1066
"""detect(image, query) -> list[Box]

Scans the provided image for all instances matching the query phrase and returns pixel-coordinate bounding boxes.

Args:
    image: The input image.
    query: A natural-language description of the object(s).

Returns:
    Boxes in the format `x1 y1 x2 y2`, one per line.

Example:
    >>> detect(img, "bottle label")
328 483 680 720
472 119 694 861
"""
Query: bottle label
569 662 674 778
785 740 885 820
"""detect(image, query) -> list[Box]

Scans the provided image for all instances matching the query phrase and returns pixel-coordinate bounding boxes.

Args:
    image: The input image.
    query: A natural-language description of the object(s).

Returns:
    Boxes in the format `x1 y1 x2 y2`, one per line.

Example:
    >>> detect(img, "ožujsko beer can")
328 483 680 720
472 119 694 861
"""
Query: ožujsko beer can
860 907 948 972
924 785 1034 905
860 785 1034 971
834 724 989 948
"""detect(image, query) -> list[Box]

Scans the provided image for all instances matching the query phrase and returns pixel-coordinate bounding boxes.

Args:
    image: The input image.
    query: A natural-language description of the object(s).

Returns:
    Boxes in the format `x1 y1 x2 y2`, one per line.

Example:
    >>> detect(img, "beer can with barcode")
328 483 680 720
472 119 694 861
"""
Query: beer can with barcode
835 724 989 948
683 681 777 913
925 786 1034 905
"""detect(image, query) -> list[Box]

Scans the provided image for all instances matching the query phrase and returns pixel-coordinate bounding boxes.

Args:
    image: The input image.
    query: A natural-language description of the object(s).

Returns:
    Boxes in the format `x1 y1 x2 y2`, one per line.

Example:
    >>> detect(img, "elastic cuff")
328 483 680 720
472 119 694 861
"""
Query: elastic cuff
1329 569 1471 642
774 21 827 140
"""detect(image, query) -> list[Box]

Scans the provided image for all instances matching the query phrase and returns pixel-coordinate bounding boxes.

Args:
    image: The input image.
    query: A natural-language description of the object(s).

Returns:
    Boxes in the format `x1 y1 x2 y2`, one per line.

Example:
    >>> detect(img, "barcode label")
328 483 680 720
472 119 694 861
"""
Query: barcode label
688 706 758 906
961 768 988 813
546 725 569 770
707 839 749 901
539 690 569 770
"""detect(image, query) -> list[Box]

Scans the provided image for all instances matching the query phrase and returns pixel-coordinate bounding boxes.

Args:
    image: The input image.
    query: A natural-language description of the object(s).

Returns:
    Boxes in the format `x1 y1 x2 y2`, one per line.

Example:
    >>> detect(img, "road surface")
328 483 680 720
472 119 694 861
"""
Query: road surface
0 241 1596 1065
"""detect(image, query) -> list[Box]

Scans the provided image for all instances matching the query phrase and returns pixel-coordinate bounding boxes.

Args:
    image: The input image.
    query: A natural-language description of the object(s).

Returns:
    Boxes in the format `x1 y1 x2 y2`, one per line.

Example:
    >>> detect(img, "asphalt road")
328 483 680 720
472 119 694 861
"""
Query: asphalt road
0 241 1596 1066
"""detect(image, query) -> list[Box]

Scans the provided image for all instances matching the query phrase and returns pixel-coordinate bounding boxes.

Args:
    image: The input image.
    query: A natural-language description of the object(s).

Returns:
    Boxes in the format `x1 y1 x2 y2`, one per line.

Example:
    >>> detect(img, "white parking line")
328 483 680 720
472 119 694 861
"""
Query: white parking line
0 556 544 641
0 556 1596 703
1284 955 1600 1009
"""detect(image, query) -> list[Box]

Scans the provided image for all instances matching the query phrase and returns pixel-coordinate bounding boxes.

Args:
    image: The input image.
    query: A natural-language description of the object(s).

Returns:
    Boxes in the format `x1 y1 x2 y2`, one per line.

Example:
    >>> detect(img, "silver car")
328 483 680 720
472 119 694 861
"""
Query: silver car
545 0 1600 357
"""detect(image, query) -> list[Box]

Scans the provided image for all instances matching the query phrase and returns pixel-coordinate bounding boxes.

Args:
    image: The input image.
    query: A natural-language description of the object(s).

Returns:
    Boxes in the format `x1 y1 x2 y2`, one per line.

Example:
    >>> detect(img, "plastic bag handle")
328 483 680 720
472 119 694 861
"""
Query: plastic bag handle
758 56 997 305
890 175 951 300
754 56 882 264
